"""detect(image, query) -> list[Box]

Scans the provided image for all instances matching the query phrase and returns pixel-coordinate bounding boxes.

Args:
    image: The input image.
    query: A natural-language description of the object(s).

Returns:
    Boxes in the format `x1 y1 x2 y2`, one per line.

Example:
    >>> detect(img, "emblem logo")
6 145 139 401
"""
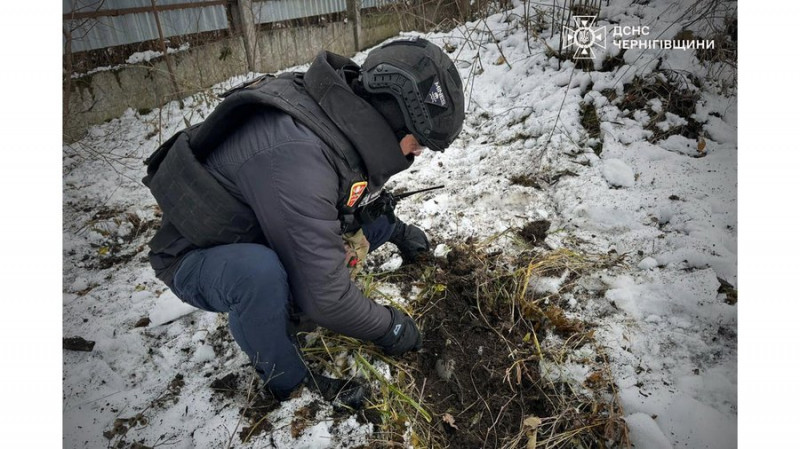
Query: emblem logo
346 181 368 207
563 15 607 60
424 78 447 108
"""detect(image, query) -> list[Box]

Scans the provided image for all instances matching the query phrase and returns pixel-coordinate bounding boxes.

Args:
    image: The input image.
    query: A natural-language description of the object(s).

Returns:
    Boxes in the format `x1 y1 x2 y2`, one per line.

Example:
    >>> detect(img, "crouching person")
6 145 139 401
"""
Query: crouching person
142 38 465 408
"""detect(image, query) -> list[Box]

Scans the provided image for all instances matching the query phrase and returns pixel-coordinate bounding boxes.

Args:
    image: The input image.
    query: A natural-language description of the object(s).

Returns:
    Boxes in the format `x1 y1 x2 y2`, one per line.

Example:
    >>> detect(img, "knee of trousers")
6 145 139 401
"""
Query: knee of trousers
226 244 290 311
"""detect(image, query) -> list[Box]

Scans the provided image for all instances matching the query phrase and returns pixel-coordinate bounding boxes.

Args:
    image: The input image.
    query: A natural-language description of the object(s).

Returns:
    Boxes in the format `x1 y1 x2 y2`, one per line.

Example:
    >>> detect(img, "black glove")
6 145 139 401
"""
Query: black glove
389 221 430 263
374 306 422 356
356 190 397 225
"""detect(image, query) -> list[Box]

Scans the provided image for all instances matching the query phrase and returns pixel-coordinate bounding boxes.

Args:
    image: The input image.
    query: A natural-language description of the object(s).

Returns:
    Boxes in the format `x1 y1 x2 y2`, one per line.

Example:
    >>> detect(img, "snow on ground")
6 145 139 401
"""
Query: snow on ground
63 1 737 447
72 43 193 78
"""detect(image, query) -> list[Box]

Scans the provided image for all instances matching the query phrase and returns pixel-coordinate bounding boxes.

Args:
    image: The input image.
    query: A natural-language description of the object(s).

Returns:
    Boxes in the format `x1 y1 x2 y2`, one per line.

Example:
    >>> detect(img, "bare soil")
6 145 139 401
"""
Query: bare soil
387 240 627 448
391 244 553 447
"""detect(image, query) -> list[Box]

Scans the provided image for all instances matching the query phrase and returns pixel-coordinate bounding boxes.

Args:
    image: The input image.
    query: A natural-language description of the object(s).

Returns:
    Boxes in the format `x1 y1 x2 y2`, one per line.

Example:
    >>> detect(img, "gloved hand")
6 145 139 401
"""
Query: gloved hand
389 221 430 263
343 229 370 279
373 306 423 356
356 190 397 225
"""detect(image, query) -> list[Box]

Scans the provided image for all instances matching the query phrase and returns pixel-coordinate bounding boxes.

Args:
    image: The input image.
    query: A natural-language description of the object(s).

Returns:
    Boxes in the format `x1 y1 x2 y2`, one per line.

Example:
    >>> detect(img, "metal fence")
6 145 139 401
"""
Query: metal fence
63 0 398 53
252 0 395 24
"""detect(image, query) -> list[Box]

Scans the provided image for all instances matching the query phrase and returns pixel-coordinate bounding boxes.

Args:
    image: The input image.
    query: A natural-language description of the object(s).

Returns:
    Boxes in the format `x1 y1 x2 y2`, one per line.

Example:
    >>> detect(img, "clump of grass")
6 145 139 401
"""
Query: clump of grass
616 71 703 143
299 329 435 446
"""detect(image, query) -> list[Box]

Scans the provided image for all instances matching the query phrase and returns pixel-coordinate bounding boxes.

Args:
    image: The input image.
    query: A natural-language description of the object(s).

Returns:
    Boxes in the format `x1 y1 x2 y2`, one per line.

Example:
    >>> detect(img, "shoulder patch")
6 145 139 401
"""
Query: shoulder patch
346 181 368 207
424 77 447 108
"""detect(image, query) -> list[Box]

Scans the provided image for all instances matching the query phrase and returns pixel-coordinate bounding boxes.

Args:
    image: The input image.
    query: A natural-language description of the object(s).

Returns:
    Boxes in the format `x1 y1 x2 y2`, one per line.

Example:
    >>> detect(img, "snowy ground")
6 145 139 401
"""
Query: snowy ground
62 1 738 447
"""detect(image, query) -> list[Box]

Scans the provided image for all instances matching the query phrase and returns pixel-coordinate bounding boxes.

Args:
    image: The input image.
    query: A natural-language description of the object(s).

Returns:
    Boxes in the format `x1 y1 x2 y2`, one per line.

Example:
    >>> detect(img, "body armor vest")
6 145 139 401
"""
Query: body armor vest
143 72 370 253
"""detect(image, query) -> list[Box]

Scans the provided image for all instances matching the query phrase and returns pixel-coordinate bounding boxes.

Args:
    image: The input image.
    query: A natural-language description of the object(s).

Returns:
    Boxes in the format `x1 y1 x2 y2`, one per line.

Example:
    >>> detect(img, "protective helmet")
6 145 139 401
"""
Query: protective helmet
360 37 465 152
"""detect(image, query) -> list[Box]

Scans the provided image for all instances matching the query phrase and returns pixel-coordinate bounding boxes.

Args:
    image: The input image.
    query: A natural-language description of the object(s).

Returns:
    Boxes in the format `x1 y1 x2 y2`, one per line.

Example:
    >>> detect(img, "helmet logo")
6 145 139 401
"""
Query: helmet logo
346 181 368 207
424 77 447 108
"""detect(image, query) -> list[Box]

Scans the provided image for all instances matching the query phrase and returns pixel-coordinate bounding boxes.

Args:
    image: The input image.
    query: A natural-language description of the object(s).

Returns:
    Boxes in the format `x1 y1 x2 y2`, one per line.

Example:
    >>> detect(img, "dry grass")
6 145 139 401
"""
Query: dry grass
298 236 631 448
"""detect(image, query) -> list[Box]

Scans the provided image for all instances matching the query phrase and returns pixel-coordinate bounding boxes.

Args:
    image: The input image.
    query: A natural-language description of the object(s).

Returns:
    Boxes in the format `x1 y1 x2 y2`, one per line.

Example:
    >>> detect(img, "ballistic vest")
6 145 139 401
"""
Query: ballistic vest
142 71 370 255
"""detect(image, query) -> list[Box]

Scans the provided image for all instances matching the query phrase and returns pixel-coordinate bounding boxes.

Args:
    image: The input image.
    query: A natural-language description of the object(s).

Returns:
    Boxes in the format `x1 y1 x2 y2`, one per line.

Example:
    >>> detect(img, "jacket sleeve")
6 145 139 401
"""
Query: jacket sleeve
235 140 392 341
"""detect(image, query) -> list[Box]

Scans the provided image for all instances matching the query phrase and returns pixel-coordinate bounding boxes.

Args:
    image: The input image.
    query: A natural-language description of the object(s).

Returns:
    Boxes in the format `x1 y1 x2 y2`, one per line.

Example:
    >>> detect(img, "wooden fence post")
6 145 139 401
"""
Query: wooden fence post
236 0 261 72
150 0 184 107
347 0 362 52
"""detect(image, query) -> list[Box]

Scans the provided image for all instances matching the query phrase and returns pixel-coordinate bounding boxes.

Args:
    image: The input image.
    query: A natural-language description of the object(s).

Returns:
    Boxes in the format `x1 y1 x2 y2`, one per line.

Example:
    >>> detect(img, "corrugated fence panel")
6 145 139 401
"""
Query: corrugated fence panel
64 0 229 53
362 0 397 8
252 0 346 24
158 5 228 38
64 0 400 53
248 0 399 26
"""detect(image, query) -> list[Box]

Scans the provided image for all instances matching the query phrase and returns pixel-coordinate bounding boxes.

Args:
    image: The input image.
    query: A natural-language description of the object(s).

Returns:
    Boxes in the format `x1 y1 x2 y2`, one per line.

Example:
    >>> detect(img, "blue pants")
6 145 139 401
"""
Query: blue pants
172 217 395 393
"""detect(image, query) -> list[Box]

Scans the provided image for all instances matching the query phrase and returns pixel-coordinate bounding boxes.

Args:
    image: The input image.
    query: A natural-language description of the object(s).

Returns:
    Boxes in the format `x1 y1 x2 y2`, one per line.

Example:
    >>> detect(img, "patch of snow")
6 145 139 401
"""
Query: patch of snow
624 413 672 449
658 394 737 449
148 291 198 326
530 270 568 294
602 158 635 187
69 277 89 292
192 344 215 362
638 256 658 270
433 243 451 258
379 254 403 272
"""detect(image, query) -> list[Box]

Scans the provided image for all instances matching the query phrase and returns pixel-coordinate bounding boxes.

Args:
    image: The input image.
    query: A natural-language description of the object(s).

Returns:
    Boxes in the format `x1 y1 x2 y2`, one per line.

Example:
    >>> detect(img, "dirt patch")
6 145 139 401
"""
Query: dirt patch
509 174 541 189
413 280 547 447
210 373 240 398
290 401 324 438
519 220 551 245
386 243 629 448
510 171 577 190
205 366 285 442
134 317 151 328
238 392 281 443
580 102 603 155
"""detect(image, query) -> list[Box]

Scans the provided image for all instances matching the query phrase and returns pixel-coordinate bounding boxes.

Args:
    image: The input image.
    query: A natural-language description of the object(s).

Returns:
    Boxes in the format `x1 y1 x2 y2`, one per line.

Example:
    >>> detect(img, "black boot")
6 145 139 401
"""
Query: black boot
265 373 368 410
303 373 369 410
